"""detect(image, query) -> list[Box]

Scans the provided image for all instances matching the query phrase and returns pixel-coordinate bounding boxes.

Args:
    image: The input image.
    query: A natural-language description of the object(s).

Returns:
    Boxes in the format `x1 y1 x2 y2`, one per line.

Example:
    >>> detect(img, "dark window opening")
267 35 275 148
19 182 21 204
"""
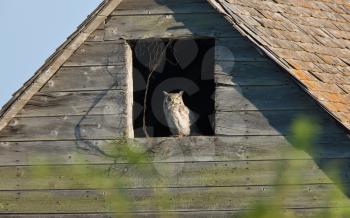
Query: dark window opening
130 38 215 137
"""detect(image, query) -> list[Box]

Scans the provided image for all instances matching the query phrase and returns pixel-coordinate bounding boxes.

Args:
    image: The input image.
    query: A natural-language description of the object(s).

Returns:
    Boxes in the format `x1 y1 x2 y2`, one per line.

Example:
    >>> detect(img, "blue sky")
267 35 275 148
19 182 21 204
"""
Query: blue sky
0 0 102 108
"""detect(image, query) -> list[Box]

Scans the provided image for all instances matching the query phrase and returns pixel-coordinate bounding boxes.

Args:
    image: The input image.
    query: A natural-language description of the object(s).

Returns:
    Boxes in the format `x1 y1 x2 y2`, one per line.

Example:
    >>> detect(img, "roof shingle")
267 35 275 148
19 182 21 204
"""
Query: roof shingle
210 0 350 130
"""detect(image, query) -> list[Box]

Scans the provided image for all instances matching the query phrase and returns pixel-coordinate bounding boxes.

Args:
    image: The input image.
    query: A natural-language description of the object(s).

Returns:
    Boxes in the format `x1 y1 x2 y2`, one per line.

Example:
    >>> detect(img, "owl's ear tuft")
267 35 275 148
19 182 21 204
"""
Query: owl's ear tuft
179 91 184 96
163 91 169 96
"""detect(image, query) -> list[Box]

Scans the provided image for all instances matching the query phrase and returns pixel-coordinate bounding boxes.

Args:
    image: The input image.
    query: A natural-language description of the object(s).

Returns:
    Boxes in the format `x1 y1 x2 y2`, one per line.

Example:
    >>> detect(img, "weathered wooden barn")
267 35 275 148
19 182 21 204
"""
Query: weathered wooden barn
0 0 350 217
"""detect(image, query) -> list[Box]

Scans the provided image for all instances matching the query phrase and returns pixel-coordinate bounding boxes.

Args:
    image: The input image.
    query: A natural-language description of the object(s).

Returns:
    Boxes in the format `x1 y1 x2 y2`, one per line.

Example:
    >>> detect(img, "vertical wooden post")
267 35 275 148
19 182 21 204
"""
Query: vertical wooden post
125 42 134 138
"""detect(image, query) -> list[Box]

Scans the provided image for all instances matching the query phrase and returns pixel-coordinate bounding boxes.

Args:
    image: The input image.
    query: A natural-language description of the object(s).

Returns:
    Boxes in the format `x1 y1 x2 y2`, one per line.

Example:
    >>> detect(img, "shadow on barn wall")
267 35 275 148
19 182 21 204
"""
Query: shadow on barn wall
149 0 350 198
73 0 350 199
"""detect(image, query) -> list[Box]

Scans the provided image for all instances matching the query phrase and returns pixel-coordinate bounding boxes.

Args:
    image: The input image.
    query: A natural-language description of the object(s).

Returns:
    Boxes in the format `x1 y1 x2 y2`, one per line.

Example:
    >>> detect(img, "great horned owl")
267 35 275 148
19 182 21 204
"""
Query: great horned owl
163 91 193 137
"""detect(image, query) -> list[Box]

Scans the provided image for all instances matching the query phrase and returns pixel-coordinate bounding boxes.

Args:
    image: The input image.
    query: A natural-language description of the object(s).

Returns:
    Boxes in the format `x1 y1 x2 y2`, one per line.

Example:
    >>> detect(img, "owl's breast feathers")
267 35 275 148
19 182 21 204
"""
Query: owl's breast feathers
163 102 191 136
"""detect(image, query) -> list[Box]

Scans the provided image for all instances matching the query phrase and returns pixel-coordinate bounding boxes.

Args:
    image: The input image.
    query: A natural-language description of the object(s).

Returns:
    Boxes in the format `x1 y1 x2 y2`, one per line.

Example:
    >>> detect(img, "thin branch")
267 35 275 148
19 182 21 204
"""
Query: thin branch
142 39 172 138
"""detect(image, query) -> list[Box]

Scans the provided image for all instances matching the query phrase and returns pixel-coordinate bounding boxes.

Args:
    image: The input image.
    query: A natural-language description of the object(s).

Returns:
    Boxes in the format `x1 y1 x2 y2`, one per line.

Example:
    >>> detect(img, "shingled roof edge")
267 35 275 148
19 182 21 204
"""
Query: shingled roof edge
208 0 350 132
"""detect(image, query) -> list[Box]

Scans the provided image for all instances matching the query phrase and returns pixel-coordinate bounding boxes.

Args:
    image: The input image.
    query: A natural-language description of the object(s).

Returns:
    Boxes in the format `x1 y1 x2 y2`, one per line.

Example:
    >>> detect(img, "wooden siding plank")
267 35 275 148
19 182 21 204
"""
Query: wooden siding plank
215 85 317 111
105 14 241 40
216 38 268 61
216 111 346 136
215 61 291 86
1 159 348 190
0 136 349 166
0 185 348 213
0 215 116 218
63 41 127 67
87 30 106 42
113 0 215 15
16 90 126 117
40 66 127 92
0 115 126 141
0 209 346 218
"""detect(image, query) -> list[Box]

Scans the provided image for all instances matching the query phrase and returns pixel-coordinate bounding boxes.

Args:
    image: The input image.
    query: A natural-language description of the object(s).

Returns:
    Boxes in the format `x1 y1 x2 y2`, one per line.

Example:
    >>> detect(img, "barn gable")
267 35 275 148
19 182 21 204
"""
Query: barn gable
1 0 348 140
0 0 350 216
